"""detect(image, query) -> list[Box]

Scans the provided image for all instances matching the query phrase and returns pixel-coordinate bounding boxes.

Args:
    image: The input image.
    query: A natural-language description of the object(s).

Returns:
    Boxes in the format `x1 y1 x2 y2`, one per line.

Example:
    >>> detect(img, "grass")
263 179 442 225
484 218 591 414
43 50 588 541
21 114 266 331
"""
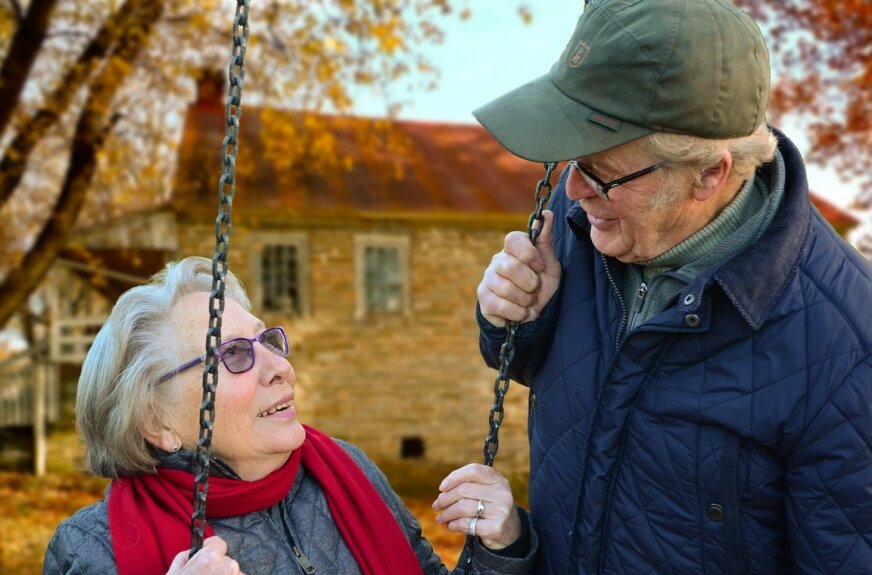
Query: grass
0 429 530 573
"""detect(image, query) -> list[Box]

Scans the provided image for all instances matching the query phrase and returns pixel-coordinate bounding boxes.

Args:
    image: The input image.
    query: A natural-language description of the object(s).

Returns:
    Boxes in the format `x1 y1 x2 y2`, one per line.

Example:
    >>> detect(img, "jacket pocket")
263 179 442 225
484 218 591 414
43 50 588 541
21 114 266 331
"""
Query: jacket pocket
528 390 538 443
719 431 743 575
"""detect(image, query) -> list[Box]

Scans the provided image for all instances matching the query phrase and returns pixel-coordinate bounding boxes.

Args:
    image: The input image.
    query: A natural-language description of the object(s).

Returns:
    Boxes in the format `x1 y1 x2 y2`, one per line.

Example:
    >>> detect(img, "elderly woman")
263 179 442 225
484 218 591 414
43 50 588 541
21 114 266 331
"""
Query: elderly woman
44 256 536 575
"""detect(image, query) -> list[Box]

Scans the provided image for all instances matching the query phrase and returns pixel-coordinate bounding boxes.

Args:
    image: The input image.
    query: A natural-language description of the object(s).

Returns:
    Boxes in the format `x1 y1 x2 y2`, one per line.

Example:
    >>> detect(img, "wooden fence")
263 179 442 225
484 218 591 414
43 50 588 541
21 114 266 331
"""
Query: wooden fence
50 316 104 363
0 350 60 475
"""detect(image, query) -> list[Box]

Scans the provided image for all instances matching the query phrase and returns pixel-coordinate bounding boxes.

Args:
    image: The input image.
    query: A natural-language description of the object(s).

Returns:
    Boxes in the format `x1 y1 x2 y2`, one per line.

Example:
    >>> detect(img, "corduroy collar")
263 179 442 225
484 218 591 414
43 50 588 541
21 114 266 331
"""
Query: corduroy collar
709 128 810 330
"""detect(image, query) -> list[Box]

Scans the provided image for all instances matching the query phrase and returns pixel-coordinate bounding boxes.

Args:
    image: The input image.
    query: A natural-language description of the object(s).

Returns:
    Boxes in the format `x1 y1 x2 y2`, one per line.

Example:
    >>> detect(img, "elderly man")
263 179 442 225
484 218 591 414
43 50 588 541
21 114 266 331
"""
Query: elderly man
474 1 872 573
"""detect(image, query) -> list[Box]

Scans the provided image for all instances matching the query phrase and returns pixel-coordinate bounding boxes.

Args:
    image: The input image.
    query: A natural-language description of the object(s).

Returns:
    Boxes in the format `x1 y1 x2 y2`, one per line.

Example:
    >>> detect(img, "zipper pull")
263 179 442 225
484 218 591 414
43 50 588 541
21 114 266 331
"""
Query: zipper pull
292 545 316 574
637 282 648 300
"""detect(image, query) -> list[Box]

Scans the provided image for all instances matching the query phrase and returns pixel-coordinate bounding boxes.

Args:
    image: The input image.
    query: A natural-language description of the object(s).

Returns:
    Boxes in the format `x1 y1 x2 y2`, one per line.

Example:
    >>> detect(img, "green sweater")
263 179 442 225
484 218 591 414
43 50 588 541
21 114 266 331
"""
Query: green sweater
621 151 786 335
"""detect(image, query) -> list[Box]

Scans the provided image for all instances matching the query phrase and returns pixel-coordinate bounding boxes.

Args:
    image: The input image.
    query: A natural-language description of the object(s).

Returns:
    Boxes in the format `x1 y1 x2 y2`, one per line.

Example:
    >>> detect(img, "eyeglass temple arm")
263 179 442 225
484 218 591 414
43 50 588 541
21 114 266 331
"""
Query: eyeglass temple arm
156 354 208 384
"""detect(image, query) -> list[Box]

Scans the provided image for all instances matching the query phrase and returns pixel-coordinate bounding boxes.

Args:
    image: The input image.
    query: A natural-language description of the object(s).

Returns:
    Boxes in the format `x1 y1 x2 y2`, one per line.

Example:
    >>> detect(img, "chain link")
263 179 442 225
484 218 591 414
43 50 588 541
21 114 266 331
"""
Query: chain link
190 0 250 556
482 161 556 466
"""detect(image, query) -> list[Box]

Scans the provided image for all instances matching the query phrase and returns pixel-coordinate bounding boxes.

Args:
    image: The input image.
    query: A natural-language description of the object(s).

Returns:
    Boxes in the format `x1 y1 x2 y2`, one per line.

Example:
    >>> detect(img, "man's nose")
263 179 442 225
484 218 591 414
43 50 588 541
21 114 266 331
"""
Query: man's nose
566 164 599 201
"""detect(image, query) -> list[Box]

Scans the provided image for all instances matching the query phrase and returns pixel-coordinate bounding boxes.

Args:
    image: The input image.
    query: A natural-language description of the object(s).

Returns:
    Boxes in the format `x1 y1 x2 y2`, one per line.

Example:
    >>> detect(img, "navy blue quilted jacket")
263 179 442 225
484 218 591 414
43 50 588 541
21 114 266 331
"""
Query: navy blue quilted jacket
478 130 872 574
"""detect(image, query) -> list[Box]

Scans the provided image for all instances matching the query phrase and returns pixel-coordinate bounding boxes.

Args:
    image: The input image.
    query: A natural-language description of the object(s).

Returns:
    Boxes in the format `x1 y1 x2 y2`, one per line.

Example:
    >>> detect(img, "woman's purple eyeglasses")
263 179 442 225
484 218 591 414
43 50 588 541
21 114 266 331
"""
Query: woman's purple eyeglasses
156 326 290 384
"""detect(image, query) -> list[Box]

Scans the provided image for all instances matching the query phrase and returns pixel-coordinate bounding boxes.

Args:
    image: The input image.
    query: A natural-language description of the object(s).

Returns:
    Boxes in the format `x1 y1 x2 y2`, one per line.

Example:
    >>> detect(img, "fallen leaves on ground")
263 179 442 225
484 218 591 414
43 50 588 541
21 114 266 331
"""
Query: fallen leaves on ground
404 496 466 566
0 471 108 573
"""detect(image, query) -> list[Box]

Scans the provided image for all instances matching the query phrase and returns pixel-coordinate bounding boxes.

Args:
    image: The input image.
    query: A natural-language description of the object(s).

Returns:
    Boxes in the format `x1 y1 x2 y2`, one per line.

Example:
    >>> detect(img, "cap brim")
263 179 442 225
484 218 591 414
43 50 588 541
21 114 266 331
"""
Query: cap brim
472 74 653 163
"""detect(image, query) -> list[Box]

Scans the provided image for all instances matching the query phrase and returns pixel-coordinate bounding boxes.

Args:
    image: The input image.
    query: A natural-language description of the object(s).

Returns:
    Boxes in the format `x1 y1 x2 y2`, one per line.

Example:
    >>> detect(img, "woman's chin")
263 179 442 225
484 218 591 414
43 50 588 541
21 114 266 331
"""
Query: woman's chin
276 420 306 452
254 419 306 455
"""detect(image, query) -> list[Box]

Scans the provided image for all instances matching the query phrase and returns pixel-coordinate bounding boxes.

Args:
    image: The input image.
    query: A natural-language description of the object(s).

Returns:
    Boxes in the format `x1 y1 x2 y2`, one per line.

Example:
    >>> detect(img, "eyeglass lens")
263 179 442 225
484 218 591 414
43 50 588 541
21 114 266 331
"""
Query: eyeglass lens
220 327 289 373
579 168 606 196
570 161 608 199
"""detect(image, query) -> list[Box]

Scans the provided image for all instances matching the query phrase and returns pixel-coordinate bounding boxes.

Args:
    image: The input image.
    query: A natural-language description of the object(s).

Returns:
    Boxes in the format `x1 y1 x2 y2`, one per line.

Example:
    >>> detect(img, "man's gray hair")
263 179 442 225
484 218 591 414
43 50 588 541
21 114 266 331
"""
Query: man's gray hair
641 123 778 208
76 256 251 478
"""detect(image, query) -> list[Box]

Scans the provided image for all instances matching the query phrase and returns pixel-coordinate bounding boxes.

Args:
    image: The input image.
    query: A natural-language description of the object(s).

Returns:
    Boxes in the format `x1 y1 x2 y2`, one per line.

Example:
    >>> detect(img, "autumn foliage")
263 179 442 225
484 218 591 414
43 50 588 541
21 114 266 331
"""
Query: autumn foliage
737 0 872 206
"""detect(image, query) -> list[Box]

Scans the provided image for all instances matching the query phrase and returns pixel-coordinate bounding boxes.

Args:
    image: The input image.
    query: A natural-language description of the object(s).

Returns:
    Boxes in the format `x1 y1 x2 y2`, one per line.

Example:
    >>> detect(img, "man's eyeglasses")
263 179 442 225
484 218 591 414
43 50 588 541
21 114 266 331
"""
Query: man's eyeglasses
569 160 662 201
156 326 290 384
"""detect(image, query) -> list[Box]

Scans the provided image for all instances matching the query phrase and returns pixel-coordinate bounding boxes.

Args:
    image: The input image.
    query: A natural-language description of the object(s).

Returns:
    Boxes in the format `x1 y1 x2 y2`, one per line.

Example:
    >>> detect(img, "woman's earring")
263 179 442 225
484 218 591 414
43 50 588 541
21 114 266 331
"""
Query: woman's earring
171 443 181 453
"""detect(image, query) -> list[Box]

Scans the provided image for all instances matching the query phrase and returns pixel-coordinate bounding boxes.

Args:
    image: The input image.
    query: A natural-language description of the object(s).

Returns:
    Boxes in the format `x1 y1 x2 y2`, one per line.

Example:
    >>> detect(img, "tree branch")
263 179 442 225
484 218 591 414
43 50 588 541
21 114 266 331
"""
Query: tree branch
0 0 59 136
0 0 166 329
8 0 23 22
0 0 156 207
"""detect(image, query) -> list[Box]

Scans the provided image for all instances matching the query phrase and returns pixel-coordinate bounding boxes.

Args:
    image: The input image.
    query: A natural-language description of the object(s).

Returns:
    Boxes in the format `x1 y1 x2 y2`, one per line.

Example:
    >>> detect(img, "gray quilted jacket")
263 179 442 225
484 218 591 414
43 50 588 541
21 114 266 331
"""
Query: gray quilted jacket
43 439 536 574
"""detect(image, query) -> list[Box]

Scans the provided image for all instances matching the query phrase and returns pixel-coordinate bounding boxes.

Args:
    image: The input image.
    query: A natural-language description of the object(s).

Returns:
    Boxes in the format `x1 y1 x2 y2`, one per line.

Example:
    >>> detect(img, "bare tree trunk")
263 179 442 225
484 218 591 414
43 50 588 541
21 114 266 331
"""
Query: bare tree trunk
0 0 156 206
0 0 166 329
0 0 59 136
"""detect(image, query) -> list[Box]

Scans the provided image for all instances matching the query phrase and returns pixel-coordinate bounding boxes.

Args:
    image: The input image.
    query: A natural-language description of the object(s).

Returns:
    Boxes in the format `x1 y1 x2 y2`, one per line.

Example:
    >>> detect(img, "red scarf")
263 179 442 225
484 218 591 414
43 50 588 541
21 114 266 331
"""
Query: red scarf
108 425 423 575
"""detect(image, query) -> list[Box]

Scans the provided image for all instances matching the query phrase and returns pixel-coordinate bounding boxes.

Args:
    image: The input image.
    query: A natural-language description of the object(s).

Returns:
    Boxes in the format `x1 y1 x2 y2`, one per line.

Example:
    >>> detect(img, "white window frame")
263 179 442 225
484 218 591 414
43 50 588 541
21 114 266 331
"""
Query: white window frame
249 231 310 316
354 234 410 320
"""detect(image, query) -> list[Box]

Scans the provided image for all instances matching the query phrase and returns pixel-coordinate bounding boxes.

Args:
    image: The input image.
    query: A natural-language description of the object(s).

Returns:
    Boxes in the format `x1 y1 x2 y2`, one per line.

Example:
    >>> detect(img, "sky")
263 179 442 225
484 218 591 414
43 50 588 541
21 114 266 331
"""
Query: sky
352 1 581 124
350 0 863 213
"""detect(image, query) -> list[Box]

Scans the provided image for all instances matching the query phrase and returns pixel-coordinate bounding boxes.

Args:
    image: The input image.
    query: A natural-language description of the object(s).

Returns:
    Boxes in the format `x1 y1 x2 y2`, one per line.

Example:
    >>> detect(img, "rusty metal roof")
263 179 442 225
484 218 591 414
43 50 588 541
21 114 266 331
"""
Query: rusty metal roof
172 102 858 231
173 104 550 218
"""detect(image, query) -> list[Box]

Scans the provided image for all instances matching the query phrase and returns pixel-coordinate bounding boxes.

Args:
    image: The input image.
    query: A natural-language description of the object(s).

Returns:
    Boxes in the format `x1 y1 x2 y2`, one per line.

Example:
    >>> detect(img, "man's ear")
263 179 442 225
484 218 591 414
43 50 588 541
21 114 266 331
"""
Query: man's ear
692 150 733 202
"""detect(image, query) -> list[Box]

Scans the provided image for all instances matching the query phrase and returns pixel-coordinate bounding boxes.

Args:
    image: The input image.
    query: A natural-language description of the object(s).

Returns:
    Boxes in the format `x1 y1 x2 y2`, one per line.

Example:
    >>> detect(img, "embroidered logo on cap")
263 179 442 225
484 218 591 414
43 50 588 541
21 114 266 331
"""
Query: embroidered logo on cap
568 41 591 68
588 111 622 131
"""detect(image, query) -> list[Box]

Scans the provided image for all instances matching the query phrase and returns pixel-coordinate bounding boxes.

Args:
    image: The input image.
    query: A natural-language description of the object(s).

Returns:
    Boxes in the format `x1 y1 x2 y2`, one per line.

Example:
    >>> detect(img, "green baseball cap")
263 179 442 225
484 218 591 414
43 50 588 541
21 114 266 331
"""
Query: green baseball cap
473 0 770 162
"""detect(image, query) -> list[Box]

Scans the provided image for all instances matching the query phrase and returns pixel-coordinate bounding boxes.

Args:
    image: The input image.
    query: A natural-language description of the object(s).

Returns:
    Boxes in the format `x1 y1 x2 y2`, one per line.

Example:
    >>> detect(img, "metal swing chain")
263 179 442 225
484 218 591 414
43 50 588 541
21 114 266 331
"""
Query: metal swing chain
463 161 557 573
190 0 250 556
482 161 557 467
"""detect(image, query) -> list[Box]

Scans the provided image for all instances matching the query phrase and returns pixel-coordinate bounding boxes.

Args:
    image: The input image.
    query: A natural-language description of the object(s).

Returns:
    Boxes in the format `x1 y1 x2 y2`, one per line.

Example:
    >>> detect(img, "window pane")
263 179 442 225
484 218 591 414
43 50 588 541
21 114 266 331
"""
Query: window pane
261 245 300 312
364 245 403 313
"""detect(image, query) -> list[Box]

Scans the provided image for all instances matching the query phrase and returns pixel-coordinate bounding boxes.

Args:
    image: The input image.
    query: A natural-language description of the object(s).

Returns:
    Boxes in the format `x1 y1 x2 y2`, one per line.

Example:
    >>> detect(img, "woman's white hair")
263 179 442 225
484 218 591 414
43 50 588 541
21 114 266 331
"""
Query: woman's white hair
76 256 251 478
639 123 778 208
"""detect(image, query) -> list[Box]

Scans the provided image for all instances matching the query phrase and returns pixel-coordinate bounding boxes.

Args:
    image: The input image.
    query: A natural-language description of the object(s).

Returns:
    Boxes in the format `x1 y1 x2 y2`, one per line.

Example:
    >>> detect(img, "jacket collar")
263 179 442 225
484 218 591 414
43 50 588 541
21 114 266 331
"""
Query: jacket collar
709 128 810 330
566 128 811 331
